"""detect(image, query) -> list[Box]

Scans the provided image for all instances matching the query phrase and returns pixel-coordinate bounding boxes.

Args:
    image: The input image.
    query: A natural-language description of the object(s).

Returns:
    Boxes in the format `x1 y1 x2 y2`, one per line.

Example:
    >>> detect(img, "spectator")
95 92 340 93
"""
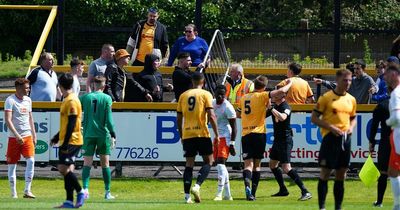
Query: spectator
391 35 400 59
313 62 356 91
372 60 389 103
70 58 85 96
104 49 152 102
167 24 209 67
126 8 169 66
27 52 61 101
387 55 400 67
348 59 376 104
86 44 115 92
172 52 202 101
136 54 172 102
277 62 314 104
224 63 254 104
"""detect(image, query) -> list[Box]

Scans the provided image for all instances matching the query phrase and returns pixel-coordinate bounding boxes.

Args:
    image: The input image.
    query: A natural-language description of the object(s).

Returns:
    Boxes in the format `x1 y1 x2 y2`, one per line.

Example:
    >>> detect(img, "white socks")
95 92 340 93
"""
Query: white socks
8 164 17 196
390 176 400 207
25 157 35 193
216 164 231 198
8 157 35 197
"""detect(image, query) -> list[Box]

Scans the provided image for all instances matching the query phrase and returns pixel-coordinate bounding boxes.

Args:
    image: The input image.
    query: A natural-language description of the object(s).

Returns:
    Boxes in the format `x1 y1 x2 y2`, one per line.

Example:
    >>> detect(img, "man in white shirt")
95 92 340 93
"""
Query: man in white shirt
5 78 37 199
212 85 237 201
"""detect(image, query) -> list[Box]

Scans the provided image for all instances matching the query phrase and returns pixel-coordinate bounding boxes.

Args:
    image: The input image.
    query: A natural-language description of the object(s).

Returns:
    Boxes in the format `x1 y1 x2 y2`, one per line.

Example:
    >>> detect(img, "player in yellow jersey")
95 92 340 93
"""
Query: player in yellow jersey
50 73 85 208
177 72 219 204
311 69 356 210
238 75 292 201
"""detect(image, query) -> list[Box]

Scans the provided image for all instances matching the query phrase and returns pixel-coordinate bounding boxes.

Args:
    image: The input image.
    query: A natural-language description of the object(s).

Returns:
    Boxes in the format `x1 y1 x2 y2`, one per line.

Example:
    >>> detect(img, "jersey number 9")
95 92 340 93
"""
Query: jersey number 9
188 96 196 111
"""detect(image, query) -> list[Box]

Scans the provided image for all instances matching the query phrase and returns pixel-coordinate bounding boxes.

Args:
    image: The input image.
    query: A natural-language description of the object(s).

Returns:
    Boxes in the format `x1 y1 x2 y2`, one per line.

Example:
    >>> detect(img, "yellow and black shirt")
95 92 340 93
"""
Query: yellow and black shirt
177 88 213 139
313 90 356 138
239 91 270 136
59 93 83 146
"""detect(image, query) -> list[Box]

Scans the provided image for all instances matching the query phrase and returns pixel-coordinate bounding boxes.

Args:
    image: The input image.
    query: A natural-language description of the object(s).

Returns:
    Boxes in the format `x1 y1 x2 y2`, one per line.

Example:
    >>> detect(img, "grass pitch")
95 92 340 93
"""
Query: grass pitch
0 178 393 209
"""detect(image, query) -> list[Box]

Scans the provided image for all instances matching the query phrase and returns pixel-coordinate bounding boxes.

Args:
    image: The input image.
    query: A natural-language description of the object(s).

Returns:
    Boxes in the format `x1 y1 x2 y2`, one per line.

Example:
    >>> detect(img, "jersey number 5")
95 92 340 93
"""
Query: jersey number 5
244 100 251 114
188 96 196 111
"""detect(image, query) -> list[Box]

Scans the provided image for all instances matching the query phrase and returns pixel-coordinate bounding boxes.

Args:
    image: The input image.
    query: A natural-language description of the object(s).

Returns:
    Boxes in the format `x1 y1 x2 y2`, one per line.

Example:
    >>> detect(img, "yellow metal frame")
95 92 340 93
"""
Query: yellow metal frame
0 5 57 74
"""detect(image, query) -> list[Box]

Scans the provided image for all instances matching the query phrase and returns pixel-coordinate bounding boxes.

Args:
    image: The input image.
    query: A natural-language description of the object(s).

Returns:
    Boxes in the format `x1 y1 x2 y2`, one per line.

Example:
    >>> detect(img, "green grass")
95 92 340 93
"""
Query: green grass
0 59 30 78
0 177 394 209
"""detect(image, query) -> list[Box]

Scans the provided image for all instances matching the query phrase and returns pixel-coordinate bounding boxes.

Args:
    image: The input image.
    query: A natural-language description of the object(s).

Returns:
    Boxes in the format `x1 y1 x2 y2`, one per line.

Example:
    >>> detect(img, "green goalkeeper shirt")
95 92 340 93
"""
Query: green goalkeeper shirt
80 91 115 138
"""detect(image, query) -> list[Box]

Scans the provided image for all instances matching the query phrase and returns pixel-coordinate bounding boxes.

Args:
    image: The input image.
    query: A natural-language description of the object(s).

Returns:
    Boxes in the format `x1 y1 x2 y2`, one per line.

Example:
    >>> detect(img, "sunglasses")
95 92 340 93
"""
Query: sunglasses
185 30 193 33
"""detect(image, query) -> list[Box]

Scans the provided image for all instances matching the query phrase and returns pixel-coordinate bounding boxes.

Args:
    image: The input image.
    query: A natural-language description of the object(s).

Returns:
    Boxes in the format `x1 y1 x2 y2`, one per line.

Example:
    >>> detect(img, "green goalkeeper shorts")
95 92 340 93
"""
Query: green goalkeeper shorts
82 136 111 156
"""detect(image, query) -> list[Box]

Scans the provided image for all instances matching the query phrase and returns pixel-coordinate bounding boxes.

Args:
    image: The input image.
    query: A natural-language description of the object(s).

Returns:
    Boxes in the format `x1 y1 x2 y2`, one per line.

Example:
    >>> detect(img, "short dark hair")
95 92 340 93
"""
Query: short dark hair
58 73 74 90
386 65 400 74
336 69 352 78
191 72 204 82
376 60 387 69
70 58 85 68
254 75 268 90
177 52 190 60
288 62 302 75
354 59 366 69
14 78 29 88
93 75 106 84
214 84 226 93
346 62 355 74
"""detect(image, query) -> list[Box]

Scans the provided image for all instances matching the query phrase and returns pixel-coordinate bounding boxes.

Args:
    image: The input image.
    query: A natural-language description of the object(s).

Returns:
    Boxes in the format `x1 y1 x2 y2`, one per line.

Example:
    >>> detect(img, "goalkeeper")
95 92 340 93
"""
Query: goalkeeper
79 75 117 200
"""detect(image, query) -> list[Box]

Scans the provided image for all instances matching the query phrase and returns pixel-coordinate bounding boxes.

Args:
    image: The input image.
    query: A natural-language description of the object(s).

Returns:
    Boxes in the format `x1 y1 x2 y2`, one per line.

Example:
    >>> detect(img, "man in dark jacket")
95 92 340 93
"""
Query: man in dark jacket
104 49 152 102
172 52 202 101
136 54 164 102
126 8 169 66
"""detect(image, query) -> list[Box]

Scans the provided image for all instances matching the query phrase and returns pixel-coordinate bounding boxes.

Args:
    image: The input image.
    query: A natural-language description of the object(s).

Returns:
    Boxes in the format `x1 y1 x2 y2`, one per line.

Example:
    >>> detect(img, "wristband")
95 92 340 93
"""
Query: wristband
230 141 235 146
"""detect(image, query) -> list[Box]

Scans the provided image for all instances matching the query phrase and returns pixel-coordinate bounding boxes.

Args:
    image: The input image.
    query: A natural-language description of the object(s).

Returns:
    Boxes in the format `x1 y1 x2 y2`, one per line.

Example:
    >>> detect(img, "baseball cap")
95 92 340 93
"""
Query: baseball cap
387 56 400 64
114 49 130 61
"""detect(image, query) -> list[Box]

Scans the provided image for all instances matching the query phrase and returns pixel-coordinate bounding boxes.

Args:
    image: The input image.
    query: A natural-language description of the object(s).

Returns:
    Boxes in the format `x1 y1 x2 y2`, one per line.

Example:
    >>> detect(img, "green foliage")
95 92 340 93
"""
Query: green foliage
363 39 373 64
23 50 32 61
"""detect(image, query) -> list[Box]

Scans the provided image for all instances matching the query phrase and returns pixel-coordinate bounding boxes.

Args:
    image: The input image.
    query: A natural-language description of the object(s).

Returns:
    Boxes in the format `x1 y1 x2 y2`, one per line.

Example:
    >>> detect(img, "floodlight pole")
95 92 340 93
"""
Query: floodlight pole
57 0 64 65
195 0 202 36
333 0 341 68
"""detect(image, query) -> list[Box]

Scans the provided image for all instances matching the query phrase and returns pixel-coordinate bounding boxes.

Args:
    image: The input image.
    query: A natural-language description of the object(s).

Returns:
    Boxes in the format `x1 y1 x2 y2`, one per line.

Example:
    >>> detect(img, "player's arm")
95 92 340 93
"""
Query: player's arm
29 111 37 145
86 71 94 93
4 110 23 144
386 109 400 127
311 110 343 136
271 108 288 122
105 100 117 148
60 115 77 149
207 108 219 139
228 118 237 156
270 79 292 98
177 112 183 139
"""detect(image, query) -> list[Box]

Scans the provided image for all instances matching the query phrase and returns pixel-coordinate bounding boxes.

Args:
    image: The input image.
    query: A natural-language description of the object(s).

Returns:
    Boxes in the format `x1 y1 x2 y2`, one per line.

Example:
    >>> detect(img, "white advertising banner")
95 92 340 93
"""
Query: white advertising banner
1 111 380 163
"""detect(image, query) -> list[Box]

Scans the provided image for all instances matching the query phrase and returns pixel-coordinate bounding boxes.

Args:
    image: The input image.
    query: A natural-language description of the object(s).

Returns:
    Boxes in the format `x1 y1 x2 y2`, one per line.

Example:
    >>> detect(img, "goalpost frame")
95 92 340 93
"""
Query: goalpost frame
0 5 58 74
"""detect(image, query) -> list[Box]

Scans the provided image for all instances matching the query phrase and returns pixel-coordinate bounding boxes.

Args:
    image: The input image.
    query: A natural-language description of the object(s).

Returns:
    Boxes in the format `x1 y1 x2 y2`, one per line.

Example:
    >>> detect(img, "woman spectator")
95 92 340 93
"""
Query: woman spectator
104 49 152 102
167 24 209 67
136 54 172 102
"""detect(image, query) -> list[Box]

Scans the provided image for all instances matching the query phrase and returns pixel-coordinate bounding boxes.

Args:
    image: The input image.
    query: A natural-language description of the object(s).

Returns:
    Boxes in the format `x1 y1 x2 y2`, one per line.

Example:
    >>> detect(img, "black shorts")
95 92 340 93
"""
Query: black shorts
182 137 213 157
58 145 81 166
318 133 351 169
269 137 293 163
242 133 267 160
377 139 391 172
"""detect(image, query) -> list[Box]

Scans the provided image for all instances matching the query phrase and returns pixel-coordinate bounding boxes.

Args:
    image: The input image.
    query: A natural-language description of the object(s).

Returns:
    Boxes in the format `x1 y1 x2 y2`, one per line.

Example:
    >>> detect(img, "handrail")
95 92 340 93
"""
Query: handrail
0 102 377 112
34 65 378 76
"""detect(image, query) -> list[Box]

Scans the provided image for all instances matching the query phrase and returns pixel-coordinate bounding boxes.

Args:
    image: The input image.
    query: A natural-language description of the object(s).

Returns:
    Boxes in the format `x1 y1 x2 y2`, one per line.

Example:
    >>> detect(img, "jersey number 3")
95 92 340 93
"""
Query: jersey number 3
188 96 196 111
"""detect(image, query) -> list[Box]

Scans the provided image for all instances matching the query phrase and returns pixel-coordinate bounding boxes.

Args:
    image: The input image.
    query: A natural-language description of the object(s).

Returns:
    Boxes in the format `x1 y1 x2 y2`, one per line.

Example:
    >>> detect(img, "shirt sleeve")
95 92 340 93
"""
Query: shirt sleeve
282 102 291 116
67 100 78 116
167 39 180 66
225 101 237 119
307 83 314 97
4 97 13 111
28 97 32 112
204 92 213 109
314 94 326 114
351 97 357 117
88 62 96 77
105 97 115 133
177 95 183 113
276 80 286 87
